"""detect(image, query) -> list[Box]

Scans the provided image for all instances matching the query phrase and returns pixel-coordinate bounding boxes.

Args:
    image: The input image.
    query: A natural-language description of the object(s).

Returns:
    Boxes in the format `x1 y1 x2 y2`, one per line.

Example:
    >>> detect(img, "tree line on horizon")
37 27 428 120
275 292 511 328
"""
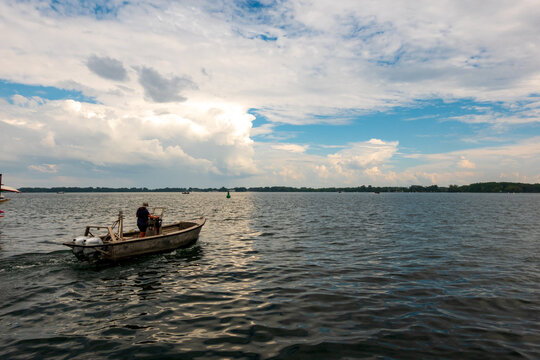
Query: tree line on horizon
17 182 540 193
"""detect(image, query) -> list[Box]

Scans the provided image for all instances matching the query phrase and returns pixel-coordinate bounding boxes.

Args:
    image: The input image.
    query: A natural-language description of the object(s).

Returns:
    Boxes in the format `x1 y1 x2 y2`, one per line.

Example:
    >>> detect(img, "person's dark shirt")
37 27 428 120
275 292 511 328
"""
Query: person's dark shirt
136 207 150 227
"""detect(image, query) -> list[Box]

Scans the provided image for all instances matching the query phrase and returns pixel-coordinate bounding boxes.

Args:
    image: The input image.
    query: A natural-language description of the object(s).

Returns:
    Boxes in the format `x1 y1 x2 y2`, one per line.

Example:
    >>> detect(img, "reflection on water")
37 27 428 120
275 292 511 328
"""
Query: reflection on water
0 192 539 359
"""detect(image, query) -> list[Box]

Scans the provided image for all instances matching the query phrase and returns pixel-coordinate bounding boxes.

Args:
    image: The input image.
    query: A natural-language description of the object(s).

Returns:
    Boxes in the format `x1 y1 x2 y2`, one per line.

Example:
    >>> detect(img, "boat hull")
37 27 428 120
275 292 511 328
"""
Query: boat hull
64 218 205 262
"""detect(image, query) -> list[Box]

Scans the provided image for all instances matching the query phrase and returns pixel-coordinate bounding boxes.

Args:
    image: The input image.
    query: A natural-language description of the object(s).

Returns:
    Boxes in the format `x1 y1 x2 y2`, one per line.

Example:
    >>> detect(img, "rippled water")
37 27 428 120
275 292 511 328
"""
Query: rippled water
1 192 539 359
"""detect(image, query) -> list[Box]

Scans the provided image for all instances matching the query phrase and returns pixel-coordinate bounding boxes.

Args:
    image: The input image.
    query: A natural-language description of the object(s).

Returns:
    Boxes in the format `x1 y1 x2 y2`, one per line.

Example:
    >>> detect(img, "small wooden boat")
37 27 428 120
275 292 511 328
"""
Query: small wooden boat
63 209 205 262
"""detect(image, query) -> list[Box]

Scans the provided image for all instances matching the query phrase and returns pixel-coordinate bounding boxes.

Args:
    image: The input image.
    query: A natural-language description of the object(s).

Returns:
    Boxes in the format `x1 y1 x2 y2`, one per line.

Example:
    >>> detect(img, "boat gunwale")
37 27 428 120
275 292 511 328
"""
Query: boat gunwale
63 217 205 248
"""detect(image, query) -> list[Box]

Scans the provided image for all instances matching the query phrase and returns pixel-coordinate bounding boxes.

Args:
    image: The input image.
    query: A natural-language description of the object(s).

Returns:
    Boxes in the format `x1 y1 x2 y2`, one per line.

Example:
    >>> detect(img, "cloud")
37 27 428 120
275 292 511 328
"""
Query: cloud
137 67 197 103
250 123 274 137
328 139 399 170
272 144 308 153
397 137 540 185
457 156 476 169
449 113 540 125
3 1 540 113
0 95 256 185
87 55 128 81
248 138 401 186
246 135 540 187
29 164 57 173
40 131 56 147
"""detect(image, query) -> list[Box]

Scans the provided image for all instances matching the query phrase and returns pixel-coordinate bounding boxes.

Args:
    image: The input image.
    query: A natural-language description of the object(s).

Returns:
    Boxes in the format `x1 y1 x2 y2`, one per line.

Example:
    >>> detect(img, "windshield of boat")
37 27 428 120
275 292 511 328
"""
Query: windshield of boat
151 207 165 217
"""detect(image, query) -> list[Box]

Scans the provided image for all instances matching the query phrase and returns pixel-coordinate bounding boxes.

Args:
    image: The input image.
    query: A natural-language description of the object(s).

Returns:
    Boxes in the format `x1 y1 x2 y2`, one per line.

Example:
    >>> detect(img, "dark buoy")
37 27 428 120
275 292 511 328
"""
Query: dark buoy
226 191 231 198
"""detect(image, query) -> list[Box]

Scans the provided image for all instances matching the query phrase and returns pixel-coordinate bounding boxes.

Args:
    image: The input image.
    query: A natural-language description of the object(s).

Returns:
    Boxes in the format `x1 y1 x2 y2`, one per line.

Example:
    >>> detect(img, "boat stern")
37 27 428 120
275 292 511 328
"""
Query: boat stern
63 236 109 261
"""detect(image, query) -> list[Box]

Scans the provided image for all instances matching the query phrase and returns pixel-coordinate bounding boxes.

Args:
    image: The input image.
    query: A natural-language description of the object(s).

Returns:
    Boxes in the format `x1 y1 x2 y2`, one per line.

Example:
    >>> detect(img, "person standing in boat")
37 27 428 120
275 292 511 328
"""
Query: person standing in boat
136 202 157 238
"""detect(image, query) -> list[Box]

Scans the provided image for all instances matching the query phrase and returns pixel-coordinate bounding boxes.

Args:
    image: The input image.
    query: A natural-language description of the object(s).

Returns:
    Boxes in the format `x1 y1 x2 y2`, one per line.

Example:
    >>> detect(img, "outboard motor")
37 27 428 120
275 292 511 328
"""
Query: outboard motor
72 236 90 257
82 237 103 258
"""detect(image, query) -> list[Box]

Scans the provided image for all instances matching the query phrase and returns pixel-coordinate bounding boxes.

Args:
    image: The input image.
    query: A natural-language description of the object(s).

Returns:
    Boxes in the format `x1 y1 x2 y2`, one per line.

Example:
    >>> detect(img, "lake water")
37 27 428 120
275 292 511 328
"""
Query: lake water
0 192 539 359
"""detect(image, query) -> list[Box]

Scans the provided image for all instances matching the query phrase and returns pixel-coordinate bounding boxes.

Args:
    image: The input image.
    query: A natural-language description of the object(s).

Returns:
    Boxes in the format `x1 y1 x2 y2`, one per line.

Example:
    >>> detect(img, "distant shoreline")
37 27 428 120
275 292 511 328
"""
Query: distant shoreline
17 182 540 193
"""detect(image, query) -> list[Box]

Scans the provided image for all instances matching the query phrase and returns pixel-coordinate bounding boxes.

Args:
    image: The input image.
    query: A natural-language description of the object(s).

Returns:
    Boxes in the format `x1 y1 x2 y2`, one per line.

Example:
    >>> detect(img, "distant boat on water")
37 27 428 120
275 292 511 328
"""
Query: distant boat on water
0 174 21 203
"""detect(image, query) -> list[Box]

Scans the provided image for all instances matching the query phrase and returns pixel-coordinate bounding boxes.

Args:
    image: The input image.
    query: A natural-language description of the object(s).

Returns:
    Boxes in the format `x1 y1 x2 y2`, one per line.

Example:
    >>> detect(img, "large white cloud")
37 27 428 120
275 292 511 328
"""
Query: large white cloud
400 137 540 185
242 136 540 187
0 95 257 184
244 139 401 186
2 1 539 116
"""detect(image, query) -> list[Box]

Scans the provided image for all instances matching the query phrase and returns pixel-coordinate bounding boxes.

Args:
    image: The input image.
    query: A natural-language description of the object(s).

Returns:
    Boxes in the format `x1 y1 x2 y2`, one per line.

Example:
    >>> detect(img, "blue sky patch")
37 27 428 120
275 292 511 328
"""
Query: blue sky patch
256 34 278 41
236 0 278 12
46 0 129 20
0 79 96 103
250 98 538 157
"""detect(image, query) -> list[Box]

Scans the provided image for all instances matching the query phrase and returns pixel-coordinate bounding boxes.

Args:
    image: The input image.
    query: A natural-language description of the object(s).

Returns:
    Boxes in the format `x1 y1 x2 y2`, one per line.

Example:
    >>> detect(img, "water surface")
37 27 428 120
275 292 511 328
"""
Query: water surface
1 192 539 359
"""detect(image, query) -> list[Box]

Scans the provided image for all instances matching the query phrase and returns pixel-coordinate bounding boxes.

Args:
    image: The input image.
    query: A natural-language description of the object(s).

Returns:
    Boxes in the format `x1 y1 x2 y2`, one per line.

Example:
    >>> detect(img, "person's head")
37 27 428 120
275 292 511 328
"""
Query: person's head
142 202 149 207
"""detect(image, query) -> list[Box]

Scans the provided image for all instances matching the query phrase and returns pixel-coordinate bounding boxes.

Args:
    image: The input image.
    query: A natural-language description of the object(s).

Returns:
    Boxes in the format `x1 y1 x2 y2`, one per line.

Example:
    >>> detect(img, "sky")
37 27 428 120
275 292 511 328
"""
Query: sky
1 0 539 188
